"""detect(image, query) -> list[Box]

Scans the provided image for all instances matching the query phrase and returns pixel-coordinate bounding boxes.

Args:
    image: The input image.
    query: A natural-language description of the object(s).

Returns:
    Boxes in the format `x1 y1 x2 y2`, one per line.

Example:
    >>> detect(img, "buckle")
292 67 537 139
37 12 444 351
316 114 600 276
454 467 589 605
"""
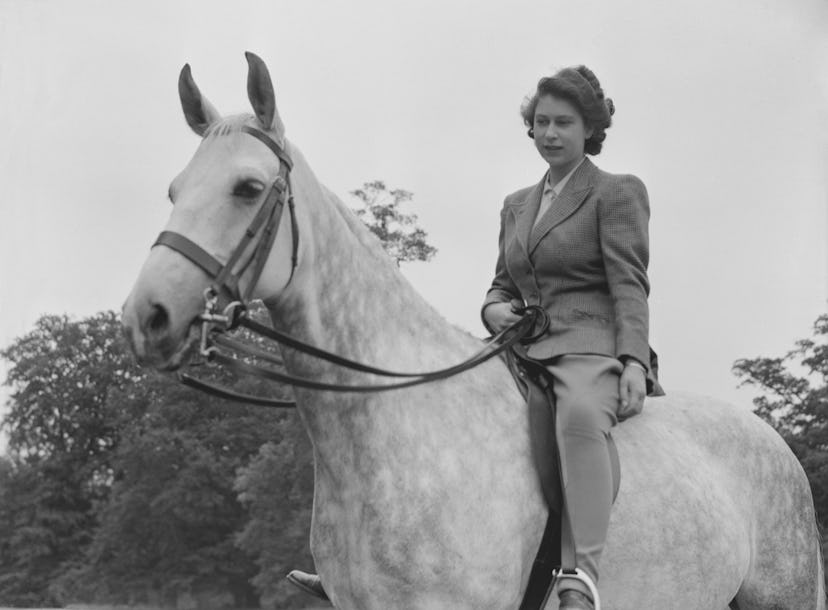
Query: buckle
196 287 247 357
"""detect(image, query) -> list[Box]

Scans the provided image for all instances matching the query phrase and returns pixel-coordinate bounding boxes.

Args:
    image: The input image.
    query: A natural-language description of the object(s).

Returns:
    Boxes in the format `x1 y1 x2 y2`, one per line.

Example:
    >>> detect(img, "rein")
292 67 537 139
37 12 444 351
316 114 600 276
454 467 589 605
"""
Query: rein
179 307 547 407
154 125 549 408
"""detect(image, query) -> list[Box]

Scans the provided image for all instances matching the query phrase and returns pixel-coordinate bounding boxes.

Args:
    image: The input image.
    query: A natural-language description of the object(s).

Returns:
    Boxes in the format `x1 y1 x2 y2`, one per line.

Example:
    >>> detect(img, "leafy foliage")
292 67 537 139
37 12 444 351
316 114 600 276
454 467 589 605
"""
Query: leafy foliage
0 312 283 607
350 180 437 264
0 456 96 606
235 416 315 609
0 312 132 605
733 313 828 527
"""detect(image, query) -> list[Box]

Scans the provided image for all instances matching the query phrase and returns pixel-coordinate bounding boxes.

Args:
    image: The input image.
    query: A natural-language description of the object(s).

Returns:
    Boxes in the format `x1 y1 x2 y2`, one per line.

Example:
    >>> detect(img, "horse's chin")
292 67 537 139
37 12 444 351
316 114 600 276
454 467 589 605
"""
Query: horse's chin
147 322 202 372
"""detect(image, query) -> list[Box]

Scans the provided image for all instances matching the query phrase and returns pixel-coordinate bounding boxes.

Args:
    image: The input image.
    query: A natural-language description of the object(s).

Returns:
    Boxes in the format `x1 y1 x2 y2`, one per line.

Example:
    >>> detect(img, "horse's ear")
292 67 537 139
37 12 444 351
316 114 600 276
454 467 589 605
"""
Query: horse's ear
245 52 286 145
178 64 221 137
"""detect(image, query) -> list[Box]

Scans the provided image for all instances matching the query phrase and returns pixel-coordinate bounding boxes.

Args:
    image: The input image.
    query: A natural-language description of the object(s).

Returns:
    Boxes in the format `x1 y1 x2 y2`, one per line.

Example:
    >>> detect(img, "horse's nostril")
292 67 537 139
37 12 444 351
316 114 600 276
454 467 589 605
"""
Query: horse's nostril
147 303 170 334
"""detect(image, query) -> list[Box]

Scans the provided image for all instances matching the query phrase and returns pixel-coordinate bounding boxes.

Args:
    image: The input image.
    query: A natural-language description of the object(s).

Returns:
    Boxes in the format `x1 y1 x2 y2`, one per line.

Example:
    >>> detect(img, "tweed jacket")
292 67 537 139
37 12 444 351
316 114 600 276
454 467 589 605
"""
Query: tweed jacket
483 158 662 392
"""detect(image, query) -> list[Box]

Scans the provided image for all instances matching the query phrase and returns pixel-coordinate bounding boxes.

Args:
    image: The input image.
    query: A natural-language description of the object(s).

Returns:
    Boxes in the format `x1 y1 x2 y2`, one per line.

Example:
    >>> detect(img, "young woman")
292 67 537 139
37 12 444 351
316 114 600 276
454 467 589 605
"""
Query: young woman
481 66 663 610
289 65 663 610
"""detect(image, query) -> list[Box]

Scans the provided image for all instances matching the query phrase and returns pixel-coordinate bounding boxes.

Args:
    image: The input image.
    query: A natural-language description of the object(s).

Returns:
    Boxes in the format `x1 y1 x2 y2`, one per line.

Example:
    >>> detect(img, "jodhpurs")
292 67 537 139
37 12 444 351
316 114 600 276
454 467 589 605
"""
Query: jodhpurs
544 354 624 597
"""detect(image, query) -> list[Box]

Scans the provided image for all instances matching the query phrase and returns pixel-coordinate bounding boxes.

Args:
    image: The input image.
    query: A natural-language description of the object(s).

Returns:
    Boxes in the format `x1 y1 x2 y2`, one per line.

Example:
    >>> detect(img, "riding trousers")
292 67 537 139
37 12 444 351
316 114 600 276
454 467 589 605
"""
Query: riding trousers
544 353 625 598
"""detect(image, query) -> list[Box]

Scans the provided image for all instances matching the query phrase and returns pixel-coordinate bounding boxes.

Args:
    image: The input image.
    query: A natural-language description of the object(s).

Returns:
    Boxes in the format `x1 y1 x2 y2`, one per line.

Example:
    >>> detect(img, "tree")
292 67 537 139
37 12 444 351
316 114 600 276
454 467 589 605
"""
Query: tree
62 390 284 608
0 311 285 607
350 180 437 264
732 313 828 527
235 416 315 610
0 312 135 606
0 455 94 607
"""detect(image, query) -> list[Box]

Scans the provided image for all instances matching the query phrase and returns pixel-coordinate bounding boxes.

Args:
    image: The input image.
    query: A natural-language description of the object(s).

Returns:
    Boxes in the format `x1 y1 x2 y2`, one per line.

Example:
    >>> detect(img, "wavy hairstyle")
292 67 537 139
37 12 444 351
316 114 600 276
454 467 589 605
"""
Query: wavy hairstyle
521 66 615 155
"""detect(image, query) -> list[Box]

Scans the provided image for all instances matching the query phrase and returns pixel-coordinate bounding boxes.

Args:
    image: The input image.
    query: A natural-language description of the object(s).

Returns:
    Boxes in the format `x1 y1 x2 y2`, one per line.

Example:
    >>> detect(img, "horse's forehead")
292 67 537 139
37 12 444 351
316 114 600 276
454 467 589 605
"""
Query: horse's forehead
185 130 276 175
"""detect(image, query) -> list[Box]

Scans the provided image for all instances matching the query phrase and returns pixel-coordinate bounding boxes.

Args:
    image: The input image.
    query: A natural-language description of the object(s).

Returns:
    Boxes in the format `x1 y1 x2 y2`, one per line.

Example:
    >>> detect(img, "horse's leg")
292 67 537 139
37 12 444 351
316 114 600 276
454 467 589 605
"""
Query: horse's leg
732 532 824 609
731 447 825 610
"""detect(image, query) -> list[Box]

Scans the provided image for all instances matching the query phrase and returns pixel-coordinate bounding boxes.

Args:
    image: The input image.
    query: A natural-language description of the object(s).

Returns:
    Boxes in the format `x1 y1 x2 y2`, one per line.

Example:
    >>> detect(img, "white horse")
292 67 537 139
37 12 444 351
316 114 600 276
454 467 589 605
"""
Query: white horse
121 53 825 609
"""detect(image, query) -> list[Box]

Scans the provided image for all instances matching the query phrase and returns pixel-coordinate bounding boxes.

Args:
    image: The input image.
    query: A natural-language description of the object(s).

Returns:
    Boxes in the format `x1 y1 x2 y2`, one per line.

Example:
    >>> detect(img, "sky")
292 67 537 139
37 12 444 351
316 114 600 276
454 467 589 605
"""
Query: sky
1 0 827 416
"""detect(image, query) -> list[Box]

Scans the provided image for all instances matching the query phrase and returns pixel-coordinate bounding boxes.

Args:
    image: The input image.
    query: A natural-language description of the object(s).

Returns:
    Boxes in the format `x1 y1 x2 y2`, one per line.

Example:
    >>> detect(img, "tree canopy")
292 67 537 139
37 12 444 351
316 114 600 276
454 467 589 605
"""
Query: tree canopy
350 180 438 265
0 311 286 607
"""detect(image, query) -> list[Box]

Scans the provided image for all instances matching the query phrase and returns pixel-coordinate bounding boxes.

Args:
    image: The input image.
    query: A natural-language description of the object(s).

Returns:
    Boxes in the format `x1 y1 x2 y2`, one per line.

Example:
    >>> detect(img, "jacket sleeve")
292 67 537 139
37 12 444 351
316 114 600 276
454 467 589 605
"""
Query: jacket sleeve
598 175 651 369
480 204 522 333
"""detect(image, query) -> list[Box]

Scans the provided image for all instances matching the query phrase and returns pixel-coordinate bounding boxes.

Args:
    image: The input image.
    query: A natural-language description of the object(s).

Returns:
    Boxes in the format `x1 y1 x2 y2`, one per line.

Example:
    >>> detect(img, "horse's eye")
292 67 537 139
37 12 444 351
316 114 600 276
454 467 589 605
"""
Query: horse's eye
233 180 265 199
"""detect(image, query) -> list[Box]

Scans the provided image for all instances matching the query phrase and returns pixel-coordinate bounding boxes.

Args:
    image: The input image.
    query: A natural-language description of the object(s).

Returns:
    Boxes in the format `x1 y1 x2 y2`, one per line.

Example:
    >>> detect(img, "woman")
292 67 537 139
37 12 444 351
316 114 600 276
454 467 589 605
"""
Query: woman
481 66 662 610
288 65 662 608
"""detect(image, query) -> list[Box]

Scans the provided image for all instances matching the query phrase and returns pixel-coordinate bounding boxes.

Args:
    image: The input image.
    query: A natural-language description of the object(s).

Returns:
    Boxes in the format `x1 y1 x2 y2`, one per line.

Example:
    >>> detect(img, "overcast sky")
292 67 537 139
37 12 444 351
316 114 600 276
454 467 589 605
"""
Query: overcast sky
1 0 826 413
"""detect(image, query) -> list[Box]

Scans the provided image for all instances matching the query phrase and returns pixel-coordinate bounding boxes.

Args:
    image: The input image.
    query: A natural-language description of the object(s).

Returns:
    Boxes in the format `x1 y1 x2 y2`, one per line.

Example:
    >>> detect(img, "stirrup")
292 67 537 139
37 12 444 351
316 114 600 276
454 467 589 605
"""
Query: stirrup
554 567 601 610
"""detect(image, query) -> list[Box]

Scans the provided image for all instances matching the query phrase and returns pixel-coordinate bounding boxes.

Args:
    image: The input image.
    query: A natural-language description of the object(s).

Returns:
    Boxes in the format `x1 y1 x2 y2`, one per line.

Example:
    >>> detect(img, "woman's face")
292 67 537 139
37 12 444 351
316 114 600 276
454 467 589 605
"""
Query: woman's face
532 94 593 176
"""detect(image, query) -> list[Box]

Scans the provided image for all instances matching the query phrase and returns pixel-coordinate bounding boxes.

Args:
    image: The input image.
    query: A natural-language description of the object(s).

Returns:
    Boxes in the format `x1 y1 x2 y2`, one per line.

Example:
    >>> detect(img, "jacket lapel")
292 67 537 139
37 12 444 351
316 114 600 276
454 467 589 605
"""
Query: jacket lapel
528 159 596 254
508 176 545 259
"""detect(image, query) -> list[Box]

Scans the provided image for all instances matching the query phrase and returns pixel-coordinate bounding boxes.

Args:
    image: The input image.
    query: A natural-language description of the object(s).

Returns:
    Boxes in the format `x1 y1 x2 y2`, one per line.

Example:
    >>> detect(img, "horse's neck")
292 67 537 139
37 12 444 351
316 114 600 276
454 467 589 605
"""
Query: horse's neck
266 155 481 400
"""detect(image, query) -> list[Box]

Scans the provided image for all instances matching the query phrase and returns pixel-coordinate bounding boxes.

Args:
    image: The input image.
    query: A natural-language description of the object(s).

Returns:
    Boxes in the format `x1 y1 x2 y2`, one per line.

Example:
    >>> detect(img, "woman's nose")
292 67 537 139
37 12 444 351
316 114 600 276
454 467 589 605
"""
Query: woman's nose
543 126 558 140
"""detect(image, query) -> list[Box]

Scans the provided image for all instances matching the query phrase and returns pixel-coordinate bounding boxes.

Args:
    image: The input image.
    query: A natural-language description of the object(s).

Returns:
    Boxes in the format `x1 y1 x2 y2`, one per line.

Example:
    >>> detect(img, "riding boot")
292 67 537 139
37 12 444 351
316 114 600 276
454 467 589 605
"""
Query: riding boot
286 570 330 602
559 588 594 610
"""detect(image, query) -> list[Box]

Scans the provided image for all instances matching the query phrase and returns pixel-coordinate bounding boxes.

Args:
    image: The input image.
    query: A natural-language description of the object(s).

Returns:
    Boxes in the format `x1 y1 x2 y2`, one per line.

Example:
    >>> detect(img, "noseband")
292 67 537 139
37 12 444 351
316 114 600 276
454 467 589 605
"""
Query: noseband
152 125 549 407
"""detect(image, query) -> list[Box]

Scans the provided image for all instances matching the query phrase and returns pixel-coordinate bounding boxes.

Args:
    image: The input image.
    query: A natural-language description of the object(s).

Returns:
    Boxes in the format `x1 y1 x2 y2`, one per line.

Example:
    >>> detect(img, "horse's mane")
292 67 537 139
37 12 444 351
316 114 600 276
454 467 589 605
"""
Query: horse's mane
320 184 396 263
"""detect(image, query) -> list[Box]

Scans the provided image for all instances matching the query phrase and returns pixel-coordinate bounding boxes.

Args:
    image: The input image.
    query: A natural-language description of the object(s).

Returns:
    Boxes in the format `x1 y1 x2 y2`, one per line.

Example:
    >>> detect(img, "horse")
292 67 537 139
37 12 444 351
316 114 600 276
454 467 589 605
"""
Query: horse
121 52 825 609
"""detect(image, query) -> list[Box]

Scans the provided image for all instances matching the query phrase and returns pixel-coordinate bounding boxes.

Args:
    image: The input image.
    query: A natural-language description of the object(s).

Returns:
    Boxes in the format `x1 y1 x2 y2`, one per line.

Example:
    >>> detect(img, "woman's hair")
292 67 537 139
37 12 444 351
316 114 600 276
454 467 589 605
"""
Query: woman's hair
521 66 615 155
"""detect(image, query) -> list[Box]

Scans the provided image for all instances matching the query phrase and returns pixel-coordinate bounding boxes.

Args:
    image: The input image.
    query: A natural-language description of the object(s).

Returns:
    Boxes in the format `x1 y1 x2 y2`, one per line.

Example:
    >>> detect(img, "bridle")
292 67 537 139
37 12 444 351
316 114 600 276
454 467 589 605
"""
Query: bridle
152 125 548 408
154 125 299 306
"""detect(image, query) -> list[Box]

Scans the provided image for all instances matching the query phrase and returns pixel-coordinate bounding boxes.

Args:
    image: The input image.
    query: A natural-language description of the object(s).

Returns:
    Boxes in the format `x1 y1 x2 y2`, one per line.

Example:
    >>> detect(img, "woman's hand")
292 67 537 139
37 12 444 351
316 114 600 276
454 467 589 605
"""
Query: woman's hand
618 360 646 418
483 300 523 333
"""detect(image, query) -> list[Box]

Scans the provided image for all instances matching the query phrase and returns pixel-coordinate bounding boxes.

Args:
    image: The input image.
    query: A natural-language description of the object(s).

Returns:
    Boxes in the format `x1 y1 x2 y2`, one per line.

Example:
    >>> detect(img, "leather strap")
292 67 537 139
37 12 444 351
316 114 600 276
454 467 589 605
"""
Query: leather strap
235 316 506 378
241 125 293 171
154 231 226 284
178 311 544 406
519 511 561 609
179 373 297 408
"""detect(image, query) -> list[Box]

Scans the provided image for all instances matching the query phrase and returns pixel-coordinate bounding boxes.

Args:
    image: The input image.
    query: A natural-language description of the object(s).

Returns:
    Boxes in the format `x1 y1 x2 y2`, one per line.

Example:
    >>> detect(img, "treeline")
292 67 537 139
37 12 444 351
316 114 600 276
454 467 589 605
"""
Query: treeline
0 310 316 609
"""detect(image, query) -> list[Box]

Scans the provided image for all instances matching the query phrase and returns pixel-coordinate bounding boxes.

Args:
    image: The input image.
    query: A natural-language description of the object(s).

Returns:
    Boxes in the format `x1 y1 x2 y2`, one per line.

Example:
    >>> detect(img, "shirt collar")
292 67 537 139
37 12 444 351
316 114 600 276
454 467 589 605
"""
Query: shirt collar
544 156 586 197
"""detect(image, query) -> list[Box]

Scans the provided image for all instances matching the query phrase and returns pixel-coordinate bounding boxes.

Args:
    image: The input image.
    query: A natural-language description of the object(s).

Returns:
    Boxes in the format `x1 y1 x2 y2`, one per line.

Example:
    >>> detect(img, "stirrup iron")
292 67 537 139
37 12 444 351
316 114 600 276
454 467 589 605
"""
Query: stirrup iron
553 567 601 610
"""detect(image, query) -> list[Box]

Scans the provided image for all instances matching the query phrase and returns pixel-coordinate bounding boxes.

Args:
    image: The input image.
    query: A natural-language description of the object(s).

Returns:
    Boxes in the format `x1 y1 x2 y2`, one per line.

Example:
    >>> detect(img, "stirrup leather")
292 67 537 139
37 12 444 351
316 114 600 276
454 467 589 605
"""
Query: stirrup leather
554 567 601 610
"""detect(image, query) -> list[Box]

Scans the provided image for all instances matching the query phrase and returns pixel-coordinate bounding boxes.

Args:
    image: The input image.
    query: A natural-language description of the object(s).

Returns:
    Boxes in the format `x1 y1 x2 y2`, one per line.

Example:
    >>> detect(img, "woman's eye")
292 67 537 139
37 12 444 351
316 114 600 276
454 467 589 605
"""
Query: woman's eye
233 180 265 199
